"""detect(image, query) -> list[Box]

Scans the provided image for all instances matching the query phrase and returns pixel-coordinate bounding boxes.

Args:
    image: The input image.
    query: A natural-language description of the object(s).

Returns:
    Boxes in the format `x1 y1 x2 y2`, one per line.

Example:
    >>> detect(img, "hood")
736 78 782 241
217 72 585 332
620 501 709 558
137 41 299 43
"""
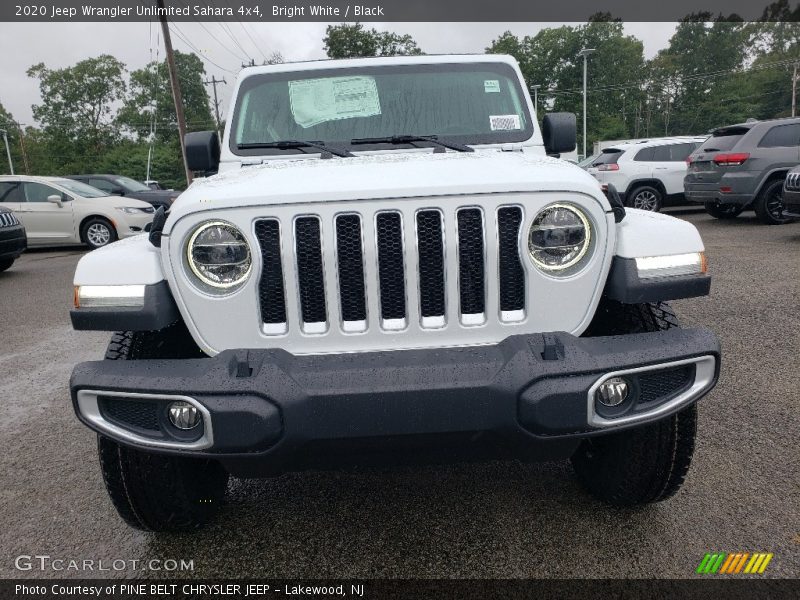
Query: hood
168 150 607 222
126 190 179 202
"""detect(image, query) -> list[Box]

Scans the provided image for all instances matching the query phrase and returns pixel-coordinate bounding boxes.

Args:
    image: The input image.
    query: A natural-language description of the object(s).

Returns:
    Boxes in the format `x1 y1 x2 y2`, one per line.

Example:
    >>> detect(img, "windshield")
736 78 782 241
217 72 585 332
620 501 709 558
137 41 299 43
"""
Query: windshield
55 179 108 198
591 150 623 166
231 62 533 155
698 127 749 153
113 176 151 192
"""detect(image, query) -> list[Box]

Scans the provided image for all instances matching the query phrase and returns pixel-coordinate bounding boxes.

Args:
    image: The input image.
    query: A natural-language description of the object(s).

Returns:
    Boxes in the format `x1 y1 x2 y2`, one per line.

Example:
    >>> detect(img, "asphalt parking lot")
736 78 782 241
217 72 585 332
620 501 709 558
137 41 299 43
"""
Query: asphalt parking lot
0 209 798 579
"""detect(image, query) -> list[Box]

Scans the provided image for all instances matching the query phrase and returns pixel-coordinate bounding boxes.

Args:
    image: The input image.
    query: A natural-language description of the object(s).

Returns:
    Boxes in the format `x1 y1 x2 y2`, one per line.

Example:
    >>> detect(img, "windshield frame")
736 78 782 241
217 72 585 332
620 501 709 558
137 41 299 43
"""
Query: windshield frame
229 61 535 157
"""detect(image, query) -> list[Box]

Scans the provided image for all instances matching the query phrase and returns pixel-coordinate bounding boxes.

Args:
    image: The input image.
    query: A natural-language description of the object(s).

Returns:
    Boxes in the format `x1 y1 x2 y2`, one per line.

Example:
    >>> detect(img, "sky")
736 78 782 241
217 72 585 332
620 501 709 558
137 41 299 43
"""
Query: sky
0 22 677 127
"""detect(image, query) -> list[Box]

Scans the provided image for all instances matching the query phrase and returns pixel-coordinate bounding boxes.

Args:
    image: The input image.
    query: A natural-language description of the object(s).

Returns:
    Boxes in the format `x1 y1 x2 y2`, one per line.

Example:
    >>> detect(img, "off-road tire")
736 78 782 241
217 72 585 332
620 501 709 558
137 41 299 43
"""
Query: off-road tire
754 179 792 225
97 324 227 532
627 185 663 212
704 200 743 219
573 300 697 506
0 257 14 272
80 217 118 249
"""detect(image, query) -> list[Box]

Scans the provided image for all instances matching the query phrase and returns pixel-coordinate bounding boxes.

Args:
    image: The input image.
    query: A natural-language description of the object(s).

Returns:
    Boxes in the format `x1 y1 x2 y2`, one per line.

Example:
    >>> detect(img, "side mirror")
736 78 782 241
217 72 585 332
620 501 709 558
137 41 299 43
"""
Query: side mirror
47 194 63 207
542 112 577 155
112 187 125 196
185 131 220 174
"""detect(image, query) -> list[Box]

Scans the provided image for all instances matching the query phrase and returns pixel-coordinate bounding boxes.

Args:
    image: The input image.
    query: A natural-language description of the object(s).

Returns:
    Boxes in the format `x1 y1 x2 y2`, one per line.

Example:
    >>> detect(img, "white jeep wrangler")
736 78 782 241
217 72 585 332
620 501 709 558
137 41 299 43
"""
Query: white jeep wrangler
69 55 719 531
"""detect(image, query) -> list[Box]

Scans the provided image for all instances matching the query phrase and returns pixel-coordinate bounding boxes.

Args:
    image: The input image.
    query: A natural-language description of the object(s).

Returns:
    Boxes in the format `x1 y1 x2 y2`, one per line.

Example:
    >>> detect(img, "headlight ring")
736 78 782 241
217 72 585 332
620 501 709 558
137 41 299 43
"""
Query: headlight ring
528 203 592 273
186 220 252 290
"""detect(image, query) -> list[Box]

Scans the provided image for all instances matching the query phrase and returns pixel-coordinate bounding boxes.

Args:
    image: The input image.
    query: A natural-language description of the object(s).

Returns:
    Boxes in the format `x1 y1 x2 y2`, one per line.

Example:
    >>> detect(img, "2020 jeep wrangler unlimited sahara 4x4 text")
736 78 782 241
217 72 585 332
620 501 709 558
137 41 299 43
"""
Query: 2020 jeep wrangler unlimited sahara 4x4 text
69 55 719 531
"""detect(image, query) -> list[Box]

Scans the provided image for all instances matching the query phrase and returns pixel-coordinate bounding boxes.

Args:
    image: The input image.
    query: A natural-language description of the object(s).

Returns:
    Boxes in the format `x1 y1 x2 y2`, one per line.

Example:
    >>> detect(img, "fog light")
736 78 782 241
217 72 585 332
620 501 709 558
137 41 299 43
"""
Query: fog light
596 377 629 407
168 401 201 430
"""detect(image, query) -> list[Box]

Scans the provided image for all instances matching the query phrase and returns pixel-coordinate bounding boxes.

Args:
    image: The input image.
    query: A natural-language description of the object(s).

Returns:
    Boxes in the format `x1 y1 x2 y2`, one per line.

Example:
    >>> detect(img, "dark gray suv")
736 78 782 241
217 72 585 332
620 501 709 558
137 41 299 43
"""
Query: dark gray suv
685 118 800 224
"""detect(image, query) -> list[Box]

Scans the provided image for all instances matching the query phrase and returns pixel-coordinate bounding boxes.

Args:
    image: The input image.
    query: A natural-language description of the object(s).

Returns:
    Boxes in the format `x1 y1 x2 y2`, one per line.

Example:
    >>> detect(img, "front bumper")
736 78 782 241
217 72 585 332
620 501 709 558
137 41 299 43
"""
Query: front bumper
782 187 800 218
70 329 719 476
0 225 27 259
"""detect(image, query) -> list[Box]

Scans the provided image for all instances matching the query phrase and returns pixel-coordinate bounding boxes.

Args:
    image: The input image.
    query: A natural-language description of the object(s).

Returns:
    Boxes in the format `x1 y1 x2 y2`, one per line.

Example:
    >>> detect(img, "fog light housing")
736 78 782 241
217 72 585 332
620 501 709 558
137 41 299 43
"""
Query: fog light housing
596 377 629 407
168 401 201 430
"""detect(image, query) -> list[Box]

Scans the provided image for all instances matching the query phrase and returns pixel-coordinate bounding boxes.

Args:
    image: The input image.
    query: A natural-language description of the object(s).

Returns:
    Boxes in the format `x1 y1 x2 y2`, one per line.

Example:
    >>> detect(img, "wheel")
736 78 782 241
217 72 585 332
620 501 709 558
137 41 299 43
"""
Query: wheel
573 300 697 506
704 201 743 219
0 257 14 272
754 179 792 225
627 186 663 212
81 217 117 248
98 325 226 532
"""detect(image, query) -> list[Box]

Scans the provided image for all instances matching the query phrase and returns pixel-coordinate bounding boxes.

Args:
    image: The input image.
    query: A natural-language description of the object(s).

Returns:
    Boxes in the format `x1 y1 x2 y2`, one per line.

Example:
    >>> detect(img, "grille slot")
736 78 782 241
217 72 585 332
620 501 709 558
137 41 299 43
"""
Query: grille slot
254 219 287 330
335 214 367 328
376 212 407 326
457 208 486 322
99 397 159 431
497 207 525 318
416 210 446 325
638 365 695 404
295 216 327 330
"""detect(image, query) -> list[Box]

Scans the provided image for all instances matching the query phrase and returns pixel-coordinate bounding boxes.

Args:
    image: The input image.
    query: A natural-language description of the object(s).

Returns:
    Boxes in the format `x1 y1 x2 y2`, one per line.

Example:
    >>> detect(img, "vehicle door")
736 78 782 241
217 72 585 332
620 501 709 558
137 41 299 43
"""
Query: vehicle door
648 143 692 195
752 123 800 186
0 181 26 216
89 177 123 196
19 182 75 244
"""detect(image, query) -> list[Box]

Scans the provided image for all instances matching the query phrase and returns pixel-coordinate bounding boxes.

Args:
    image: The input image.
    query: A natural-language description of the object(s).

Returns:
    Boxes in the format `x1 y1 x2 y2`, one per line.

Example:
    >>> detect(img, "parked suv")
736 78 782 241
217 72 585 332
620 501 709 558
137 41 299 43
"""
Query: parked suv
782 164 800 218
685 118 800 224
0 176 155 249
586 137 706 212
69 55 719 531
66 174 179 211
0 205 26 272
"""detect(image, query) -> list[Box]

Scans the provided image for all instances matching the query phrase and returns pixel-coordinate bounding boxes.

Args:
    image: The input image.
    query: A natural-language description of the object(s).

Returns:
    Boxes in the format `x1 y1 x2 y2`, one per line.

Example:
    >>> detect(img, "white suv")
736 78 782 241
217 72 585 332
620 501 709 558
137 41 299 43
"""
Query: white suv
586 137 706 211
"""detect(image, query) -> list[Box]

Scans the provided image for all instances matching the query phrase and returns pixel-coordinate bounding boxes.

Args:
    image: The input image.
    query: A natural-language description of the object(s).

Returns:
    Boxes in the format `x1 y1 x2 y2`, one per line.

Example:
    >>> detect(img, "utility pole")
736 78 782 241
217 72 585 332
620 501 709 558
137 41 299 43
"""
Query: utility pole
157 0 192 186
0 129 14 175
530 84 541 115
793 64 798 118
16 122 29 174
204 75 227 138
578 48 596 159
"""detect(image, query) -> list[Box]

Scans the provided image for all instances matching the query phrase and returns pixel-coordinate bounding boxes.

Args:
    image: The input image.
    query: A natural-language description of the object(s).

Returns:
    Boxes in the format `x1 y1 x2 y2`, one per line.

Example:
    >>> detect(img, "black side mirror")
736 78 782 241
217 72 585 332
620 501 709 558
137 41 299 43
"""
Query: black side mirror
113 188 124 196
185 131 220 174
542 113 577 155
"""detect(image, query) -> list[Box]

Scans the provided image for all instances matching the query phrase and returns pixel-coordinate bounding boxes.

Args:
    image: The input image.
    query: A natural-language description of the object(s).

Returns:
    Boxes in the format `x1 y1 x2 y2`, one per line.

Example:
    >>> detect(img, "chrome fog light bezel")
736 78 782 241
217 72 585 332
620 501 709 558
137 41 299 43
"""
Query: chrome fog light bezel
186 220 252 291
528 203 592 274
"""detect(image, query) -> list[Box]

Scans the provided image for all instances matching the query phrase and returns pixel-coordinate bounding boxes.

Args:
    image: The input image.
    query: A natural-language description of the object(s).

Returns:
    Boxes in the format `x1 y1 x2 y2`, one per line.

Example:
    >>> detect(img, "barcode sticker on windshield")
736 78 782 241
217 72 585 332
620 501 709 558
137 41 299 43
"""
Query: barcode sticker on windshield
490 115 521 131
484 79 500 93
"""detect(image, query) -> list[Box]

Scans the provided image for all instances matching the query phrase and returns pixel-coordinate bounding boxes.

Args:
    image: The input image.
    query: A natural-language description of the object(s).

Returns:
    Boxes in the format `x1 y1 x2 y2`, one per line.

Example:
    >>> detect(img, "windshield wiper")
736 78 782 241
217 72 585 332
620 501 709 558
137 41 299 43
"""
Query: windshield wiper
237 140 353 158
351 135 474 153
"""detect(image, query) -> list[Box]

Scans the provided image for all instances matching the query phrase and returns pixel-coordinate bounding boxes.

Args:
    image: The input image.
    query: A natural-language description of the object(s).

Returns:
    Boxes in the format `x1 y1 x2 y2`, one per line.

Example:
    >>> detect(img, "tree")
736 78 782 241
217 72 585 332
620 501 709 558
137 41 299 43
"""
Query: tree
118 50 215 144
323 23 423 58
27 55 126 172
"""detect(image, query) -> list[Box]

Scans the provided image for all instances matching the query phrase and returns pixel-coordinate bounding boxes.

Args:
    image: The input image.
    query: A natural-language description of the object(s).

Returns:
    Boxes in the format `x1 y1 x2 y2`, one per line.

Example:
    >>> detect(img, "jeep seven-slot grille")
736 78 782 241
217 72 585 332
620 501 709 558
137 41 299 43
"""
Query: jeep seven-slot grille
254 206 528 334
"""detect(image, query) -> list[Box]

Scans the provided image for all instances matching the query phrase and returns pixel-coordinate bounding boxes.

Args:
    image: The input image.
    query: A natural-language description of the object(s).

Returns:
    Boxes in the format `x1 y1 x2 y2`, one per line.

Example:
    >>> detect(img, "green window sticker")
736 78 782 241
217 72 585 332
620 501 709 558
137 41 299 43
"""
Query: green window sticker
484 79 501 93
289 76 382 128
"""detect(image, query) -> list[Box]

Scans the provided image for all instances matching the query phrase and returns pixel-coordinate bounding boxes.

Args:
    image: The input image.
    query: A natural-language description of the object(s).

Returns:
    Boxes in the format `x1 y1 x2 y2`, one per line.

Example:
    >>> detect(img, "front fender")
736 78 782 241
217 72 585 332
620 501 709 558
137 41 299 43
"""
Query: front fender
71 235 179 331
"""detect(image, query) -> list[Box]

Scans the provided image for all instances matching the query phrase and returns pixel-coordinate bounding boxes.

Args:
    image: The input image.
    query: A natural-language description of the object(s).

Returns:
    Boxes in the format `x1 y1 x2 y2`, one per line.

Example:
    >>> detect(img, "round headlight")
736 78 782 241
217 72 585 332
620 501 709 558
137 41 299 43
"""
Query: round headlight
187 221 252 289
528 204 591 272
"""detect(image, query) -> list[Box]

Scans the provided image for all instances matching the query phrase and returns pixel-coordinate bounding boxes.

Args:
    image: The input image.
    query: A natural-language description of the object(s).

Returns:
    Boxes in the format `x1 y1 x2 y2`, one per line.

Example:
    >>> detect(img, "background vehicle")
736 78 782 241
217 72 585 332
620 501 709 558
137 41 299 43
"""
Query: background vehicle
782 164 800 218
66 174 179 211
69 55 718 532
685 117 800 224
0 205 26 272
586 137 706 211
0 176 154 249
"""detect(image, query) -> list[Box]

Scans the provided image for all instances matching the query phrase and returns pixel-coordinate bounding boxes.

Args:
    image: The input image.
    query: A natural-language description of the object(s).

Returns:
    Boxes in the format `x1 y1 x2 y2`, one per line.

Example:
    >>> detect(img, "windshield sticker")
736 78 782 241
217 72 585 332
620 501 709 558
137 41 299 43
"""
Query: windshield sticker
289 76 381 128
484 80 501 93
490 114 521 131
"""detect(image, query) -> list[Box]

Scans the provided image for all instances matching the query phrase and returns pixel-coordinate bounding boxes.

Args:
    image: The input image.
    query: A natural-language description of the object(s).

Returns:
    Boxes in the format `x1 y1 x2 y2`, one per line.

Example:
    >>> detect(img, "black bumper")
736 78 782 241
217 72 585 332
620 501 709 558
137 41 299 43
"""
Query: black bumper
0 225 26 259
782 187 800 218
70 329 720 476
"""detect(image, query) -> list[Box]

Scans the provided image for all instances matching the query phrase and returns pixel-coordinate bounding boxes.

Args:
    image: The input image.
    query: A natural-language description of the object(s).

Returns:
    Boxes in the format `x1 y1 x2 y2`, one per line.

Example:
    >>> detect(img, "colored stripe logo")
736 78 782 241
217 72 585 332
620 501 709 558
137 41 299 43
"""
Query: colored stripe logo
696 552 773 574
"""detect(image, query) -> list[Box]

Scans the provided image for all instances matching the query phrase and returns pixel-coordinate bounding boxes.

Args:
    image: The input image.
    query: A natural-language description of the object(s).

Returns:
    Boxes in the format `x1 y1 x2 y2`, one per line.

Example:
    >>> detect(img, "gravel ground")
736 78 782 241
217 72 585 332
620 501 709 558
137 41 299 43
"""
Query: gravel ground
0 209 798 579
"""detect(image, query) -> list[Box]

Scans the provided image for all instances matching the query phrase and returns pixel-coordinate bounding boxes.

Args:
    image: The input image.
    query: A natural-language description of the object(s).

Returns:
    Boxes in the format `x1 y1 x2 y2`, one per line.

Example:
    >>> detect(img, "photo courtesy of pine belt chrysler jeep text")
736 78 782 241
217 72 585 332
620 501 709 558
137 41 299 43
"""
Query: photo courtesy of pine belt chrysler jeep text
68 55 720 532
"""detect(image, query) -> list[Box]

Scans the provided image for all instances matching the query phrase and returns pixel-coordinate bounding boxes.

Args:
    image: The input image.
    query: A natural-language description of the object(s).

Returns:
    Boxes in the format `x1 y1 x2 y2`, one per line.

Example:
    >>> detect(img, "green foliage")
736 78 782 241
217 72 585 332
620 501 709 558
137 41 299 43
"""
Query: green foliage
96 140 185 191
324 23 423 58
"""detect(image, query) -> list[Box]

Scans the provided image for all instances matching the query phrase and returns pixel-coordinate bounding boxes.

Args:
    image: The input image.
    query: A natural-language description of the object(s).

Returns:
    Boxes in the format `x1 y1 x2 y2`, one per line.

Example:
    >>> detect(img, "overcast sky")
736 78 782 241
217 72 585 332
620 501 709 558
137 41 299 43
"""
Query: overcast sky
0 22 677 126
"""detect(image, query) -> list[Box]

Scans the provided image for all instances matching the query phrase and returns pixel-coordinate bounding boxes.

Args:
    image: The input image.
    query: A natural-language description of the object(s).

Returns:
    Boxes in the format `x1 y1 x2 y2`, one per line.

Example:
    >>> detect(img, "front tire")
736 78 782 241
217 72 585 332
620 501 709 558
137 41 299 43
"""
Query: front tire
81 217 118 249
573 300 697 506
754 179 792 225
627 186 663 212
98 325 227 532
704 200 743 219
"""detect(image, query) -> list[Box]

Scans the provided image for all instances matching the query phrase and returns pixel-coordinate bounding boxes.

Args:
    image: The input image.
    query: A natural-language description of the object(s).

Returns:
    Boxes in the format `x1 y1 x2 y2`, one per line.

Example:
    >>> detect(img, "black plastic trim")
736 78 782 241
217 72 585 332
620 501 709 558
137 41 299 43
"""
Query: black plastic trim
603 257 711 304
70 281 180 331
